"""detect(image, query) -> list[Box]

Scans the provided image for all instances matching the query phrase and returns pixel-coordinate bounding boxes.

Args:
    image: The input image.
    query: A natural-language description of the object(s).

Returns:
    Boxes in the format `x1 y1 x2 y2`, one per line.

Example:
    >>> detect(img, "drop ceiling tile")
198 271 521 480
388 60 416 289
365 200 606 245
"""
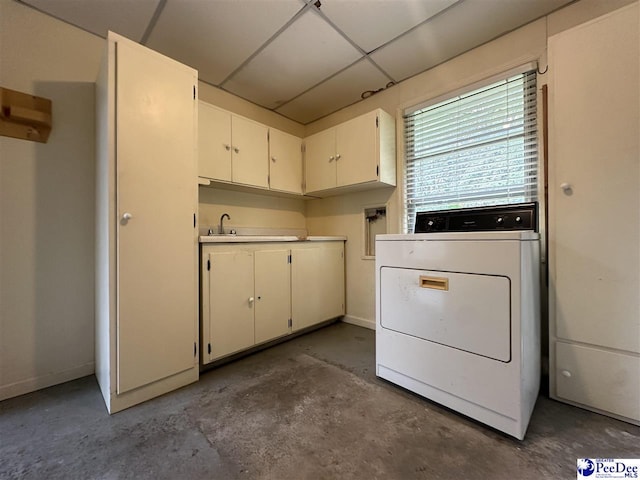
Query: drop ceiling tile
275 59 390 123
223 8 362 109
317 0 458 53
371 0 571 82
146 0 304 85
20 0 160 42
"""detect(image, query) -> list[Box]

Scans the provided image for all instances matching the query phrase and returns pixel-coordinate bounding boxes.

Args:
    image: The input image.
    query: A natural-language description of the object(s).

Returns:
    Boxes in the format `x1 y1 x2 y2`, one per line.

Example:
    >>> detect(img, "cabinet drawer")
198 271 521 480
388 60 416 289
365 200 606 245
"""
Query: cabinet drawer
555 341 640 421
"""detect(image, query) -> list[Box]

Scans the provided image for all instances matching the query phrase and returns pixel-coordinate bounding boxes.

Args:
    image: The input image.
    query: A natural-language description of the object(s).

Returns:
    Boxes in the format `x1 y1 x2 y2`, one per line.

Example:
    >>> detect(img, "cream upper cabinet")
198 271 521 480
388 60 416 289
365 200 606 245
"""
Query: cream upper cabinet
232 115 269 188
305 128 338 193
548 3 639 424
198 101 232 182
199 102 269 189
304 109 396 196
95 32 198 413
268 128 303 194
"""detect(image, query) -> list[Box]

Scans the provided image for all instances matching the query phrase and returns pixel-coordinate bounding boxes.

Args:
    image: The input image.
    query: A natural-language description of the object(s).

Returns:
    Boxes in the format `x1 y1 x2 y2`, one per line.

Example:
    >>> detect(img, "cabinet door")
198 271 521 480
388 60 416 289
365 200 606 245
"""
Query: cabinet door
550 7 640 353
317 242 345 321
269 128 303 194
254 249 291 344
116 40 197 394
231 115 269 188
198 101 232 181
291 243 344 331
208 251 255 360
336 110 377 187
304 128 336 193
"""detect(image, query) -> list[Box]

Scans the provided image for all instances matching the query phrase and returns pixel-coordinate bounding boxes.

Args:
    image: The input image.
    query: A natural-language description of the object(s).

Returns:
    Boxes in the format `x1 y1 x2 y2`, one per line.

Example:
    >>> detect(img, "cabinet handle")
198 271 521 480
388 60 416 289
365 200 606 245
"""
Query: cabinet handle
561 369 572 378
560 182 572 194
223 144 231 151
329 156 335 162
234 147 240 154
122 212 133 221
248 297 254 306
335 153 341 160
271 156 276 162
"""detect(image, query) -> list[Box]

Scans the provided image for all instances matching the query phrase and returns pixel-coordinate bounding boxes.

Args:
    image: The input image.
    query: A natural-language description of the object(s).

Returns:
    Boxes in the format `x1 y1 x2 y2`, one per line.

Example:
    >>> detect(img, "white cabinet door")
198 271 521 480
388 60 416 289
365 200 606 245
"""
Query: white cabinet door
208 250 255 360
198 101 232 181
317 241 345 321
115 39 197 394
269 128 302 194
231 115 269 188
304 128 336 193
336 110 377 187
291 242 344 331
255 249 291 344
549 4 639 422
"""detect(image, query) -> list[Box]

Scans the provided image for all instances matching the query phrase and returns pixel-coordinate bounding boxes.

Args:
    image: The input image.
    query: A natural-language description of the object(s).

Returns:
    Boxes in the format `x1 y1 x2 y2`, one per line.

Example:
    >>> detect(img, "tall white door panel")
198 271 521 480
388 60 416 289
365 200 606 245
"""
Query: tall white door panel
549 4 640 423
116 40 196 394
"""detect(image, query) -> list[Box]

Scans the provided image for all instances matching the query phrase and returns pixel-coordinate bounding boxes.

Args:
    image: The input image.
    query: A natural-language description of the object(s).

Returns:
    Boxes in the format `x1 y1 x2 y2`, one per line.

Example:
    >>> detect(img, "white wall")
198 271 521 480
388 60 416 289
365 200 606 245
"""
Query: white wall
0 0 103 399
303 0 636 327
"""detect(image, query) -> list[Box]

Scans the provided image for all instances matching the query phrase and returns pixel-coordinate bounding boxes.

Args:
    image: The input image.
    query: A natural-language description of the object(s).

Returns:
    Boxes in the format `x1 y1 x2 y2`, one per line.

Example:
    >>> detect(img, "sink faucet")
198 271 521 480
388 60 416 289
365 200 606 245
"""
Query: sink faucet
219 213 230 234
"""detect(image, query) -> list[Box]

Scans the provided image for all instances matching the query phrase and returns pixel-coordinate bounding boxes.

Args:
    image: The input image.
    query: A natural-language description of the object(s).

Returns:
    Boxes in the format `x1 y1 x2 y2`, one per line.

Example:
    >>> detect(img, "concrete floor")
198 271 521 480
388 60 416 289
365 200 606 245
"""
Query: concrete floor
1 322 639 479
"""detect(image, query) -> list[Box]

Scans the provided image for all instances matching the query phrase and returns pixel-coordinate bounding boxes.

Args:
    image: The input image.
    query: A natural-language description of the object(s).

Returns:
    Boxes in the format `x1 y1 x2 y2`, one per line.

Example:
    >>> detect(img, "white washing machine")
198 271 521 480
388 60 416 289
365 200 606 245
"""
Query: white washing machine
376 203 540 440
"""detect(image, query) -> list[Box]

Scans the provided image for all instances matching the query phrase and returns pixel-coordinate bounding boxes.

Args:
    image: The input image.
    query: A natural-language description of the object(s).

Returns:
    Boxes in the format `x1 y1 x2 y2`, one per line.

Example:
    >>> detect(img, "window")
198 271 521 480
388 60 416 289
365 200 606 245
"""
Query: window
403 70 538 232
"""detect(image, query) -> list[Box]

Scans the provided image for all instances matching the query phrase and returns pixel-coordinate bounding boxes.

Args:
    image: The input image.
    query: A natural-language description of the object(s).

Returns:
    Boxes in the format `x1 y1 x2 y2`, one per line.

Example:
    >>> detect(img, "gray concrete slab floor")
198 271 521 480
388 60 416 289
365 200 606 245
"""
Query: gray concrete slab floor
1 322 639 479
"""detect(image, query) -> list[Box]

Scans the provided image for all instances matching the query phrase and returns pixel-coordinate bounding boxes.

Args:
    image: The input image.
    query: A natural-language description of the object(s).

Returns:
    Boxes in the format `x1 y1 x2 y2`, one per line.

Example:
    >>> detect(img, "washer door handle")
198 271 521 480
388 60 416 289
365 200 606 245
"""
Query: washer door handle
420 276 449 291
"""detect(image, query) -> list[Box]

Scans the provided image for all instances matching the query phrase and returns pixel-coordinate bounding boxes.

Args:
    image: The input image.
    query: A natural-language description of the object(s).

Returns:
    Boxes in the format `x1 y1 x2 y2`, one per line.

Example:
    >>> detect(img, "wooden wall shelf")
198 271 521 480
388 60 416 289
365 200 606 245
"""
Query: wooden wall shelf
0 87 52 143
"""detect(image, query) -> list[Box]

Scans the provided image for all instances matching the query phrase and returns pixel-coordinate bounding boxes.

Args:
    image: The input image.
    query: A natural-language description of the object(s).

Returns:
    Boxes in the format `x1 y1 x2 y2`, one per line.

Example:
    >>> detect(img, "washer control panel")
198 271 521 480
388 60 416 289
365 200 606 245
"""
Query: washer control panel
414 203 538 233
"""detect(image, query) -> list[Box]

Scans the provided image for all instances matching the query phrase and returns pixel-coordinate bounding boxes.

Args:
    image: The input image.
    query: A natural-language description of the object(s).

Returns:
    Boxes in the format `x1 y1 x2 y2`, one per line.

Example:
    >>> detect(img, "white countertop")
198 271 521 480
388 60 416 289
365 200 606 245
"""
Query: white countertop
199 235 346 243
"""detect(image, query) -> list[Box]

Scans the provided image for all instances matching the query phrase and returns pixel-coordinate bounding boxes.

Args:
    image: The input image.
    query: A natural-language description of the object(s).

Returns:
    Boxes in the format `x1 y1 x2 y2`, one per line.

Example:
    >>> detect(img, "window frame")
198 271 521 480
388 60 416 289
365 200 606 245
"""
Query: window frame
401 64 541 233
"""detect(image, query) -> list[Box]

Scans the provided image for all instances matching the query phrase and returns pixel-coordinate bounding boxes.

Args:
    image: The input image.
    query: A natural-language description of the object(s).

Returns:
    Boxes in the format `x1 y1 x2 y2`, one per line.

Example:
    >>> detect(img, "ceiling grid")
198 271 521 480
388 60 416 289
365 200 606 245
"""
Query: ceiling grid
17 0 573 124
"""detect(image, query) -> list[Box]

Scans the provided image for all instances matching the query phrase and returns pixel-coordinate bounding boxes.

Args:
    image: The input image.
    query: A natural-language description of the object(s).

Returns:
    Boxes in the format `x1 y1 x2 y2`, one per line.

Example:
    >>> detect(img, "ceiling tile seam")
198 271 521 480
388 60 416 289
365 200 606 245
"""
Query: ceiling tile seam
219 3 312 88
365 0 466 57
305 4 367 57
14 0 105 40
139 0 167 46
270 56 368 112
304 5 397 84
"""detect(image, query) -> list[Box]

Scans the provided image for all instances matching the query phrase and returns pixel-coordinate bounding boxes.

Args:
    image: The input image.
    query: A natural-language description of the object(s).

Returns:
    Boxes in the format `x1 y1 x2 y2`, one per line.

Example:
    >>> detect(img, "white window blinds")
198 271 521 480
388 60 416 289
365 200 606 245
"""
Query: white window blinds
403 70 538 232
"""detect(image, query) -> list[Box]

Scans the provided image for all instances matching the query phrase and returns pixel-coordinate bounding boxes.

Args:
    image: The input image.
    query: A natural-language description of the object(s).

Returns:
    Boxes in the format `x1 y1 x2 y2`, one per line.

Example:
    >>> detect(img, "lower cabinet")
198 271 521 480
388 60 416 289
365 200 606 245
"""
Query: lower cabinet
201 241 345 364
291 242 345 331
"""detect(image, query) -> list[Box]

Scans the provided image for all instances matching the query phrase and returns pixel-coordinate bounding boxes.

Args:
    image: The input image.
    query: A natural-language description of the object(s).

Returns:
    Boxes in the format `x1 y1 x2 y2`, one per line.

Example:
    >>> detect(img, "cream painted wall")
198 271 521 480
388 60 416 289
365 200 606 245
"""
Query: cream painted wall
0 0 103 399
303 0 636 327
199 187 306 234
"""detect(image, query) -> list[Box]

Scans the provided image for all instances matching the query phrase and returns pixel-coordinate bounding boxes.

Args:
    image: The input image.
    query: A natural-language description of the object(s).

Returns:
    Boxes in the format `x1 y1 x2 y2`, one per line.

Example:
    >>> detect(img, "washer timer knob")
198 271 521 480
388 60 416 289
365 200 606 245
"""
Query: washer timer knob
515 216 522 224
496 217 504 225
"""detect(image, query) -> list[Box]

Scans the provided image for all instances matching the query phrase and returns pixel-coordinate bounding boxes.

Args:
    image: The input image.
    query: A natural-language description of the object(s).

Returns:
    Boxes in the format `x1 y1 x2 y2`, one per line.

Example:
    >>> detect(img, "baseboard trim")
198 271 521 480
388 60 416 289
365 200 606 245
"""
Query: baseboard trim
341 315 376 330
0 362 95 402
